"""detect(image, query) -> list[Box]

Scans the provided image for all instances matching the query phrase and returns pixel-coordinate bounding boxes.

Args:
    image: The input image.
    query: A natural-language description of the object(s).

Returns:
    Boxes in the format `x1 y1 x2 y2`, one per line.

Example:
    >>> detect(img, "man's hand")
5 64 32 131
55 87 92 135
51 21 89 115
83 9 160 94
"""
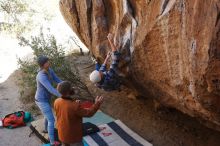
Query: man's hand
107 33 113 41
95 96 104 104
107 33 117 52
106 51 111 59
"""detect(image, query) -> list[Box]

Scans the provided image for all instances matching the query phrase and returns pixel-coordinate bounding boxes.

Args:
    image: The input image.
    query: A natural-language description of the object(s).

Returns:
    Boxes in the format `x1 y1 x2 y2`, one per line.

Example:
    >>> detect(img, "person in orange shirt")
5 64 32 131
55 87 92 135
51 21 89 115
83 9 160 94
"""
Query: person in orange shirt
54 81 104 146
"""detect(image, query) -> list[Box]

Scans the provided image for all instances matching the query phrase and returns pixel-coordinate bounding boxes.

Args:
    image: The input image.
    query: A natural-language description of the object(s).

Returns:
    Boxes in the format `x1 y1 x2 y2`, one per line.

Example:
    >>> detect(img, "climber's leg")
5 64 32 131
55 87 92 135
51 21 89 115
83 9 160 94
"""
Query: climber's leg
109 50 120 74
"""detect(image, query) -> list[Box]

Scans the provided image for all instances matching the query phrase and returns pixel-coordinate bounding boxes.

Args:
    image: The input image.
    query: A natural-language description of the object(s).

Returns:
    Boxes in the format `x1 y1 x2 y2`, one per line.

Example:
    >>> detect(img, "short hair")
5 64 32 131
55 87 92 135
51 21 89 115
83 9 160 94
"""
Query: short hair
37 55 49 67
57 81 72 96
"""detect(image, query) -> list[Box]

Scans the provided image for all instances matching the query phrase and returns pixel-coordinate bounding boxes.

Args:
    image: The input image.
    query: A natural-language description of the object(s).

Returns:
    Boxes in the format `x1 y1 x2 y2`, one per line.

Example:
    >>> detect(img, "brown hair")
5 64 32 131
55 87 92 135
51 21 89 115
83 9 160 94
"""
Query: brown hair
57 81 75 96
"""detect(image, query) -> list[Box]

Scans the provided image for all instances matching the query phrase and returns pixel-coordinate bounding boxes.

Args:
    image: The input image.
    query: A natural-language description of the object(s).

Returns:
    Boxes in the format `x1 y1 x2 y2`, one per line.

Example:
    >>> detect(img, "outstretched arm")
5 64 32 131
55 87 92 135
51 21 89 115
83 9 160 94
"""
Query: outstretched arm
76 96 104 117
107 33 117 52
99 52 111 72
103 51 111 65
100 33 116 70
106 34 120 77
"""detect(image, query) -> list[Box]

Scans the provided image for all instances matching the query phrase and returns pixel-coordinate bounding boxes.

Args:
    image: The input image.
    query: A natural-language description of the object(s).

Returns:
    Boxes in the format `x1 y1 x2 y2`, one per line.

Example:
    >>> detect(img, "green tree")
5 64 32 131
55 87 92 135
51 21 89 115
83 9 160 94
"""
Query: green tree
0 0 31 35
18 30 88 103
0 0 55 36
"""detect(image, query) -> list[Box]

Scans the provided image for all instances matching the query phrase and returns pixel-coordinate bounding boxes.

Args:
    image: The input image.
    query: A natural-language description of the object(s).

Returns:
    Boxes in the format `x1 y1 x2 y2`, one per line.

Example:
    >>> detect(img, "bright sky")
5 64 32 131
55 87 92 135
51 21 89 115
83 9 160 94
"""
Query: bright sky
0 0 88 83
0 35 32 83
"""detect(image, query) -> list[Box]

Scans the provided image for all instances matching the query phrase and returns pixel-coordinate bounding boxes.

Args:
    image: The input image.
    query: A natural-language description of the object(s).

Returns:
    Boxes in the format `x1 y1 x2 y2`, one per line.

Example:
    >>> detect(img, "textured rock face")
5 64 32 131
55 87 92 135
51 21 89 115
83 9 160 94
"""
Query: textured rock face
60 0 220 130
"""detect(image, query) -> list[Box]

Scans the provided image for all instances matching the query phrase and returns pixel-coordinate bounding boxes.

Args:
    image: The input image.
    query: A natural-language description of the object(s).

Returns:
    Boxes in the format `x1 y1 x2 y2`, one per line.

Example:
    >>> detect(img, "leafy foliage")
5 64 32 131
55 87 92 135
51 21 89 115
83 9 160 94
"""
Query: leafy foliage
0 0 28 15
18 31 87 103
0 0 32 35
0 0 55 36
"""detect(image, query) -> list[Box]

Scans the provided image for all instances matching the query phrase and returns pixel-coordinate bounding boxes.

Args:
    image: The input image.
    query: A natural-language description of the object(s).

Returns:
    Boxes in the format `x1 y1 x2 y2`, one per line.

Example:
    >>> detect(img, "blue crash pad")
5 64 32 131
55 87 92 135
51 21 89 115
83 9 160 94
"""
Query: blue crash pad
83 111 114 126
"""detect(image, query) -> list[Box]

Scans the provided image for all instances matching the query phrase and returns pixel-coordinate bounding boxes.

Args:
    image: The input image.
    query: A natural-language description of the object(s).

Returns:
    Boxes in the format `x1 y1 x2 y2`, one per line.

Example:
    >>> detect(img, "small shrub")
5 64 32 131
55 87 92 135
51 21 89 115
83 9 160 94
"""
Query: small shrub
17 30 87 104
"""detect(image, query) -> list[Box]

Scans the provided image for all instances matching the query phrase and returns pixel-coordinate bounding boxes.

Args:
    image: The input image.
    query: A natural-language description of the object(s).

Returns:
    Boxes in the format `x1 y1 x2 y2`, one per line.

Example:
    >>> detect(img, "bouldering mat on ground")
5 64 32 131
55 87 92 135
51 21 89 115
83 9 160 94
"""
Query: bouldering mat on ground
83 110 114 126
31 111 151 146
84 120 153 146
31 111 114 143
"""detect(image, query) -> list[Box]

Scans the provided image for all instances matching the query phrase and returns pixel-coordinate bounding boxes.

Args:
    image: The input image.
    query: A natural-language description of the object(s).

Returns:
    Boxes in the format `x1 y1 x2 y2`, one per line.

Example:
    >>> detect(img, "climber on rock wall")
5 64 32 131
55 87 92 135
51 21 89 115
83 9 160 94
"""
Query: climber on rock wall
89 33 121 91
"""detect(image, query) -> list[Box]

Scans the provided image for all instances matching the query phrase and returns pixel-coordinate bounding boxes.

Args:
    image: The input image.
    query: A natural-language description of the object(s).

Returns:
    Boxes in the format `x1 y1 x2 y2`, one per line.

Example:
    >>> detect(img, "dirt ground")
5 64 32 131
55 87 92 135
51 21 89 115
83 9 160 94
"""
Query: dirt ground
0 71 41 146
72 54 220 146
1 54 220 146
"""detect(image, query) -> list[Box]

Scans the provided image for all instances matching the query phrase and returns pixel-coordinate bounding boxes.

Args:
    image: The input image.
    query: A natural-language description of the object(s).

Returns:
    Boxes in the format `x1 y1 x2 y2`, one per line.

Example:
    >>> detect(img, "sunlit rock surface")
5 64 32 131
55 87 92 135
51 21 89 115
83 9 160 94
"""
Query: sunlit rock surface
59 0 220 130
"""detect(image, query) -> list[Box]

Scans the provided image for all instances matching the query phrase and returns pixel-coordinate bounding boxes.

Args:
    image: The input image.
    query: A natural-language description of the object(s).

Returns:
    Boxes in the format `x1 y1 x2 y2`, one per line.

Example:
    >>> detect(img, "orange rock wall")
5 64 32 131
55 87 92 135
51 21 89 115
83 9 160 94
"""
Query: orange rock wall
59 0 220 130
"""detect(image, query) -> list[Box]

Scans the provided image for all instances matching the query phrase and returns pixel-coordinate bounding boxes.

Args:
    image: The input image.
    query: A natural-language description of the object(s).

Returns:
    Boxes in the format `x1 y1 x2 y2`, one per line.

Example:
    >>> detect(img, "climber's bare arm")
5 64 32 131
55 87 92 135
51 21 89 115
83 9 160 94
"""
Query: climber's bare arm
103 51 111 65
107 33 117 52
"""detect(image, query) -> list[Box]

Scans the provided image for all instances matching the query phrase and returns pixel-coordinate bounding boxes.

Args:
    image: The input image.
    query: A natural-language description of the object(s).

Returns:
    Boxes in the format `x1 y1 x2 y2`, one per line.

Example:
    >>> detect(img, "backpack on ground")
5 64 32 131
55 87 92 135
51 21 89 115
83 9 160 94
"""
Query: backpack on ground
2 111 26 129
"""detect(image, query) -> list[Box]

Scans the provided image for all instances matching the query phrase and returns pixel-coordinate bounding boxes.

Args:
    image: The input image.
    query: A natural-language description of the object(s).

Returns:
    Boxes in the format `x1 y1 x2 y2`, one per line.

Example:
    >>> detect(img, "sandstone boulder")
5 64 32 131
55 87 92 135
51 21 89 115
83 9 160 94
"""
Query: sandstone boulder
59 0 220 130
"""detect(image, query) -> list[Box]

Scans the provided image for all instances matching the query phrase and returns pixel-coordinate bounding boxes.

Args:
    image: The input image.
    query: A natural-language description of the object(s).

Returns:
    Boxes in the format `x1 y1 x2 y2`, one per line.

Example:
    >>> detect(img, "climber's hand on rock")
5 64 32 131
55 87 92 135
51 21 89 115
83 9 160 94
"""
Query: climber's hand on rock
107 33 117 52
107 33 113 41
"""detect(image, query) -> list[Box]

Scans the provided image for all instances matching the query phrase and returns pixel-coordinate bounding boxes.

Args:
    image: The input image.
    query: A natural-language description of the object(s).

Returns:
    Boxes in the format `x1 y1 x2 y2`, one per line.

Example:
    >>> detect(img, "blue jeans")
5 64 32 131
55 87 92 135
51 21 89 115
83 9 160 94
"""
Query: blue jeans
36 101 55 145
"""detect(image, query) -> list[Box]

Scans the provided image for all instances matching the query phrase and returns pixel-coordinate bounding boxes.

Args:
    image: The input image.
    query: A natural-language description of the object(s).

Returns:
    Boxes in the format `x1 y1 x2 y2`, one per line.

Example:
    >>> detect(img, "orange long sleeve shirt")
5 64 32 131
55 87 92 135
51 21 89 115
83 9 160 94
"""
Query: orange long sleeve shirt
54 98 100 144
